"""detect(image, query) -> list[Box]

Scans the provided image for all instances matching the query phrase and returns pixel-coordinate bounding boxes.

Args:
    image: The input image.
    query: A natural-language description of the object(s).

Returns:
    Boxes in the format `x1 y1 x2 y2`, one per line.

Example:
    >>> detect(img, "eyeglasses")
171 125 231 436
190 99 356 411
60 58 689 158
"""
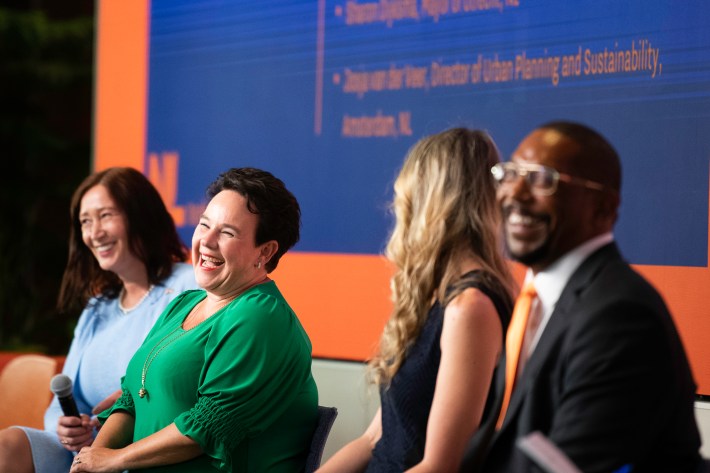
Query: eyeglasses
491 162 607 196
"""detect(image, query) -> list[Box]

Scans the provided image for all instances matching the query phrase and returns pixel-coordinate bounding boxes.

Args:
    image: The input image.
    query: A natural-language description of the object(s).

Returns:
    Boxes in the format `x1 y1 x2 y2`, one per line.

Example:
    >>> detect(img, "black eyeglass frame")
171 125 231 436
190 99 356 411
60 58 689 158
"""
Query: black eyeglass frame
491 162 607 196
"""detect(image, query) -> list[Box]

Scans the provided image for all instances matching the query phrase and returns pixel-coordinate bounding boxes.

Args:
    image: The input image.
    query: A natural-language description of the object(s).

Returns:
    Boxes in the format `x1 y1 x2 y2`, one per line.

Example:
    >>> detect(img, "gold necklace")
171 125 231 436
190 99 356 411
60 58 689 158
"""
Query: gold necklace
138 297 230 398
138 326 188 398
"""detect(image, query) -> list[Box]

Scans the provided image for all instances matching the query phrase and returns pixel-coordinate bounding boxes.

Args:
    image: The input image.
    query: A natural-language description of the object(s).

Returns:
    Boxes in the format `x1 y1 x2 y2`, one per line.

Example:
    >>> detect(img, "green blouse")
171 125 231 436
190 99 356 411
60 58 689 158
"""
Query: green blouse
100 282 318 472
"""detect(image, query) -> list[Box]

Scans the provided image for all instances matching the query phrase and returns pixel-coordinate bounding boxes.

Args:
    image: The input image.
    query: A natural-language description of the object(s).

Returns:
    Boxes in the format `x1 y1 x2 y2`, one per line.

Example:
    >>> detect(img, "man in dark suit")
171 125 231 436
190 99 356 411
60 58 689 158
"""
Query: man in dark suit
461 121 702 472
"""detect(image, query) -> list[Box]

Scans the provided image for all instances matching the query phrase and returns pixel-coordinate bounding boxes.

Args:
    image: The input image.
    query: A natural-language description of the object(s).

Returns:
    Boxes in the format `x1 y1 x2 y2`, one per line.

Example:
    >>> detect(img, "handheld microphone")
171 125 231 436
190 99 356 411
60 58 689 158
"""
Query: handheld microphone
49 374 81 418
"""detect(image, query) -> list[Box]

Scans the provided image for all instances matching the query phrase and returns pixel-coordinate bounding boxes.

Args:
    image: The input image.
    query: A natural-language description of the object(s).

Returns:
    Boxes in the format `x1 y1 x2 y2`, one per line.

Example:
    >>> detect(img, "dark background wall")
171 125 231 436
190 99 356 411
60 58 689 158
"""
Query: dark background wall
0 0 94 353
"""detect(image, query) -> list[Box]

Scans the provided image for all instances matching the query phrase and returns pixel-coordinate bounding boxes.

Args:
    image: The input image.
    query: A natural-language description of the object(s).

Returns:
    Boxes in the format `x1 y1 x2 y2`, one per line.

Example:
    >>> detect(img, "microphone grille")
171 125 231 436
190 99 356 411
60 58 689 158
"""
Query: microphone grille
50 374 73 398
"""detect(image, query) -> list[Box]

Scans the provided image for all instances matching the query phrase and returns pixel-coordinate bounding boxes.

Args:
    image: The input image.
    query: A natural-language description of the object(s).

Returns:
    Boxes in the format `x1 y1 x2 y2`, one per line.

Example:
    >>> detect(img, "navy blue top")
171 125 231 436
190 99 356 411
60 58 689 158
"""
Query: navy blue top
365 270 512 472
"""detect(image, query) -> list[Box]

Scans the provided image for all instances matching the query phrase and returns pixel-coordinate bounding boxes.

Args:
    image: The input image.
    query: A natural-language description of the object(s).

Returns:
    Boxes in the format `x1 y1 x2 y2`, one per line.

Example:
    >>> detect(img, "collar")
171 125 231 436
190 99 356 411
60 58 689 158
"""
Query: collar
525 232 614 311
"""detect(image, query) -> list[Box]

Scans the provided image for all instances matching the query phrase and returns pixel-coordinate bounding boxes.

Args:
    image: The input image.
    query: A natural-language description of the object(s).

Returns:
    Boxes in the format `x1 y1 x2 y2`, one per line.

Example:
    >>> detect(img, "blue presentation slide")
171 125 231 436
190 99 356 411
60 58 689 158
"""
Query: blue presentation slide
145 0 710 267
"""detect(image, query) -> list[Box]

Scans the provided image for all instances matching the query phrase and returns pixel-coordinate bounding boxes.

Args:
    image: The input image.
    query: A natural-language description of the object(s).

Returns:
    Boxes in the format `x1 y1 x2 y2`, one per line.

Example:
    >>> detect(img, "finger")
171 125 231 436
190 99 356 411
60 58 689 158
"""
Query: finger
61 431 92 449
62 439 79 452
58 415 84 428
80 414 93 428
56 422 79 437
66 440 91 452
60 422 93 437
60 431 89 447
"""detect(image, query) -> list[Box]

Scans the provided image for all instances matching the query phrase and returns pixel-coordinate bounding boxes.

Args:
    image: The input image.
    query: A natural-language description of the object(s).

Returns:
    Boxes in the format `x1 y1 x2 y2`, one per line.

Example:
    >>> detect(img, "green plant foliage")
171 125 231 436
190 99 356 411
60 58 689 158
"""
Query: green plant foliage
0 7 93 354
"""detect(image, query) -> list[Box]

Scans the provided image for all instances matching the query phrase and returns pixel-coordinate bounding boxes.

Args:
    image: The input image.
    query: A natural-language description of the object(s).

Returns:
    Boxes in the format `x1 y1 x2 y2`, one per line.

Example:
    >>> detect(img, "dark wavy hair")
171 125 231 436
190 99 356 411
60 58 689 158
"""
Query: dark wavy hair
57 167 187 313
205 167 300 272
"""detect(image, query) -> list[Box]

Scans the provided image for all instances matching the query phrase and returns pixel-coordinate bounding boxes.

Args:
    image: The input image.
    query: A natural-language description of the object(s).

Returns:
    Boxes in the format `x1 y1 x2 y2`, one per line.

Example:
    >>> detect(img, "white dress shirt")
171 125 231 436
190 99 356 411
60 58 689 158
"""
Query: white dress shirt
523 232 614 357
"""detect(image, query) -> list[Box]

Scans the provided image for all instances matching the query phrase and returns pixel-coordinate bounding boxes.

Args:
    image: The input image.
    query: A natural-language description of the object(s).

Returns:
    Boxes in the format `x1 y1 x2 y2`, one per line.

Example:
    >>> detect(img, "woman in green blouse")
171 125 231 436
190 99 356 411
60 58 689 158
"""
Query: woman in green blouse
70 168 318 473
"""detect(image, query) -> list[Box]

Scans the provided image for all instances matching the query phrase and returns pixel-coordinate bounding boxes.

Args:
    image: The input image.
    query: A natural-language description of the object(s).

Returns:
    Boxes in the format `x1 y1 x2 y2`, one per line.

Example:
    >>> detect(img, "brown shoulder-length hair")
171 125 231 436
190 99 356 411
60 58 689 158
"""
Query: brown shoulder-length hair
57 167 187 313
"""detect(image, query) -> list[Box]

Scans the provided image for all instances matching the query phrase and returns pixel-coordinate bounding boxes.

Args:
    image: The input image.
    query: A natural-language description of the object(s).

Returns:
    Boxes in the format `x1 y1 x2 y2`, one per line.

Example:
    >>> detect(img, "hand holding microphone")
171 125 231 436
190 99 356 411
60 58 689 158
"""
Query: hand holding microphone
50 374 93 451
50 374 81 418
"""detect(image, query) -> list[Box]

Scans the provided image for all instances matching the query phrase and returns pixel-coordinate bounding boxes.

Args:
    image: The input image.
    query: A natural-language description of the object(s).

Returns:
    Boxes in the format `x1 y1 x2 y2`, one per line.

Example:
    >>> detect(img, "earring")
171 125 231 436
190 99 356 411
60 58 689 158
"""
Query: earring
256 261 262 269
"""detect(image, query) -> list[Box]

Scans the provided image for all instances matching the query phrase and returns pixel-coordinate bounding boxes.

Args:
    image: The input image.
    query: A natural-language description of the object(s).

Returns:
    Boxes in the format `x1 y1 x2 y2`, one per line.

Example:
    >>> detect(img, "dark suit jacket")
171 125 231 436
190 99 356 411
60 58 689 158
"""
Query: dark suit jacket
461 243 702 473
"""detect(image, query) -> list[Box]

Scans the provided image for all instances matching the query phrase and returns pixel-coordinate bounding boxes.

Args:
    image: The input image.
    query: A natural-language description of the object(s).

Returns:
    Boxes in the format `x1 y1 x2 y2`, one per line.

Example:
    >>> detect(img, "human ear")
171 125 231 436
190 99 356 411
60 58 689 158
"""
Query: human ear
259 240 279 265
594 190 620 228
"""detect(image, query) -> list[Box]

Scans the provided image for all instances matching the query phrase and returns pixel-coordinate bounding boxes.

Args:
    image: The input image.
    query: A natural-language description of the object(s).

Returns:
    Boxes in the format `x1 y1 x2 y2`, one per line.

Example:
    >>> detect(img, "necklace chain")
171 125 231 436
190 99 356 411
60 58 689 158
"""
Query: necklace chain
138 326 189 398
118 284 155 314
138 297 230 399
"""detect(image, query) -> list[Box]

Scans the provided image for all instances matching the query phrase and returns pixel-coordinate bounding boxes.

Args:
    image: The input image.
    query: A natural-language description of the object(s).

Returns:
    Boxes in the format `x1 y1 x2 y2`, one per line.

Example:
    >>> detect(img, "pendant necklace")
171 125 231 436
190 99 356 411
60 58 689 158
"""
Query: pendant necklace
138 325 188 398
138 297 231 398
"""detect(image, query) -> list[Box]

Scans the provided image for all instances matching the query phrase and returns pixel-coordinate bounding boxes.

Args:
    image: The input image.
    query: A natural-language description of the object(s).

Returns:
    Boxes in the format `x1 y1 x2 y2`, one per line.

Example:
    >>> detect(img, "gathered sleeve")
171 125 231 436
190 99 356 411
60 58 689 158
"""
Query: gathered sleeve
97 378 136 423
173 290 314 471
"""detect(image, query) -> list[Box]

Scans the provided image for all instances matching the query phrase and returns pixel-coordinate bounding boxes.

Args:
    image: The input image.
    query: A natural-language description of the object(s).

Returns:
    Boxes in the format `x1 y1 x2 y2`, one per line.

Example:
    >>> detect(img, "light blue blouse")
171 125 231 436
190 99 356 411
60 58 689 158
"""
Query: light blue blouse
44 263 197 430
17 263 197 473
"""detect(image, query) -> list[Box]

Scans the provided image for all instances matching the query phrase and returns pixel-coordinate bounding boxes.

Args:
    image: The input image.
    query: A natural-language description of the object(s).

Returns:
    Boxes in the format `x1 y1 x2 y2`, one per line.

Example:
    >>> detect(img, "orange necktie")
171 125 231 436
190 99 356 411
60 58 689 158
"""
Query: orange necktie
496 281 537 429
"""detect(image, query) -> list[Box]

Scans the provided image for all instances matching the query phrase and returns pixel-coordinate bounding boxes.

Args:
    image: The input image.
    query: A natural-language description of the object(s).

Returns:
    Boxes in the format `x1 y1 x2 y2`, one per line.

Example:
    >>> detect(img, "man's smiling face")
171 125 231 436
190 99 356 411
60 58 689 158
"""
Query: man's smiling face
498 128 603 273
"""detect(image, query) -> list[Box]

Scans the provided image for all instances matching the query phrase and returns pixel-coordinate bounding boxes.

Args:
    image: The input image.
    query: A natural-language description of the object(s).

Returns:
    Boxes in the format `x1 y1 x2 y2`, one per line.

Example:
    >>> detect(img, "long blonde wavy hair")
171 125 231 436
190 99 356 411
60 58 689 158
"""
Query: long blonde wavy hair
369 128 514 387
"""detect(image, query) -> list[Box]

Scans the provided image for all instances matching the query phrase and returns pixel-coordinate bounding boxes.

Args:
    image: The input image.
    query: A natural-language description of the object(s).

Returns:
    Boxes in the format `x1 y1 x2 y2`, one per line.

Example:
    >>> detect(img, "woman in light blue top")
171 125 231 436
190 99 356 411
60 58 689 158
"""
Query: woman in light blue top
0 167 197 473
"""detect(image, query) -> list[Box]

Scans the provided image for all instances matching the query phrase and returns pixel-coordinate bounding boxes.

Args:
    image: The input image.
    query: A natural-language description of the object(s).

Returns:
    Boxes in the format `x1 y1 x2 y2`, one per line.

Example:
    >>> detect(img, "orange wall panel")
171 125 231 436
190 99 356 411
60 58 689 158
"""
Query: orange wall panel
271 252 394 361
94 0 149 171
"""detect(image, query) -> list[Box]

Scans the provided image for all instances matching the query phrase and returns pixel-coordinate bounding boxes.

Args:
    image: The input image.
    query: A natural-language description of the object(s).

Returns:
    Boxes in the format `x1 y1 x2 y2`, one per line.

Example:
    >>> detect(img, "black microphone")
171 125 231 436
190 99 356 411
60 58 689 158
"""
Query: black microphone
49 374 81 418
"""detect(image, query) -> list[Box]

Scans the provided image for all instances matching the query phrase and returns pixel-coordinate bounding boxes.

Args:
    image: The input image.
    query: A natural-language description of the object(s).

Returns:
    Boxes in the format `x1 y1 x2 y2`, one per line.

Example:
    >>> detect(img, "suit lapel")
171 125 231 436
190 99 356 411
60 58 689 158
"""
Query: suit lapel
496 243 621 432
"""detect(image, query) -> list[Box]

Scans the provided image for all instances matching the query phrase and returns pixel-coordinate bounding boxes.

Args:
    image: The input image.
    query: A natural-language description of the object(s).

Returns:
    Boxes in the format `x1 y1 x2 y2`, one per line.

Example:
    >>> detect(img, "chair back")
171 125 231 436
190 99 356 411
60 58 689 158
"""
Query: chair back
0 354 57 429
305 405 338 472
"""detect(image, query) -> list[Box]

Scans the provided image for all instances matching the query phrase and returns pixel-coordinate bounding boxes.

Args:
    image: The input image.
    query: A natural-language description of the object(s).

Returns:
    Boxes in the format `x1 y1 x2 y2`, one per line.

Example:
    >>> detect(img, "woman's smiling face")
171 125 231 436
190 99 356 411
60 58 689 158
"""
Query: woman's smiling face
192 190 268 298
80 184 141 278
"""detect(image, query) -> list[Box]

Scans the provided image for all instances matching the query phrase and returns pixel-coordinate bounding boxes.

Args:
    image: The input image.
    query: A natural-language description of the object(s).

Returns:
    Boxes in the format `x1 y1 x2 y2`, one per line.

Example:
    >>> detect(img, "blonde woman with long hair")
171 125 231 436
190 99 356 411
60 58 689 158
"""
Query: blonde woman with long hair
318 128 514 473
